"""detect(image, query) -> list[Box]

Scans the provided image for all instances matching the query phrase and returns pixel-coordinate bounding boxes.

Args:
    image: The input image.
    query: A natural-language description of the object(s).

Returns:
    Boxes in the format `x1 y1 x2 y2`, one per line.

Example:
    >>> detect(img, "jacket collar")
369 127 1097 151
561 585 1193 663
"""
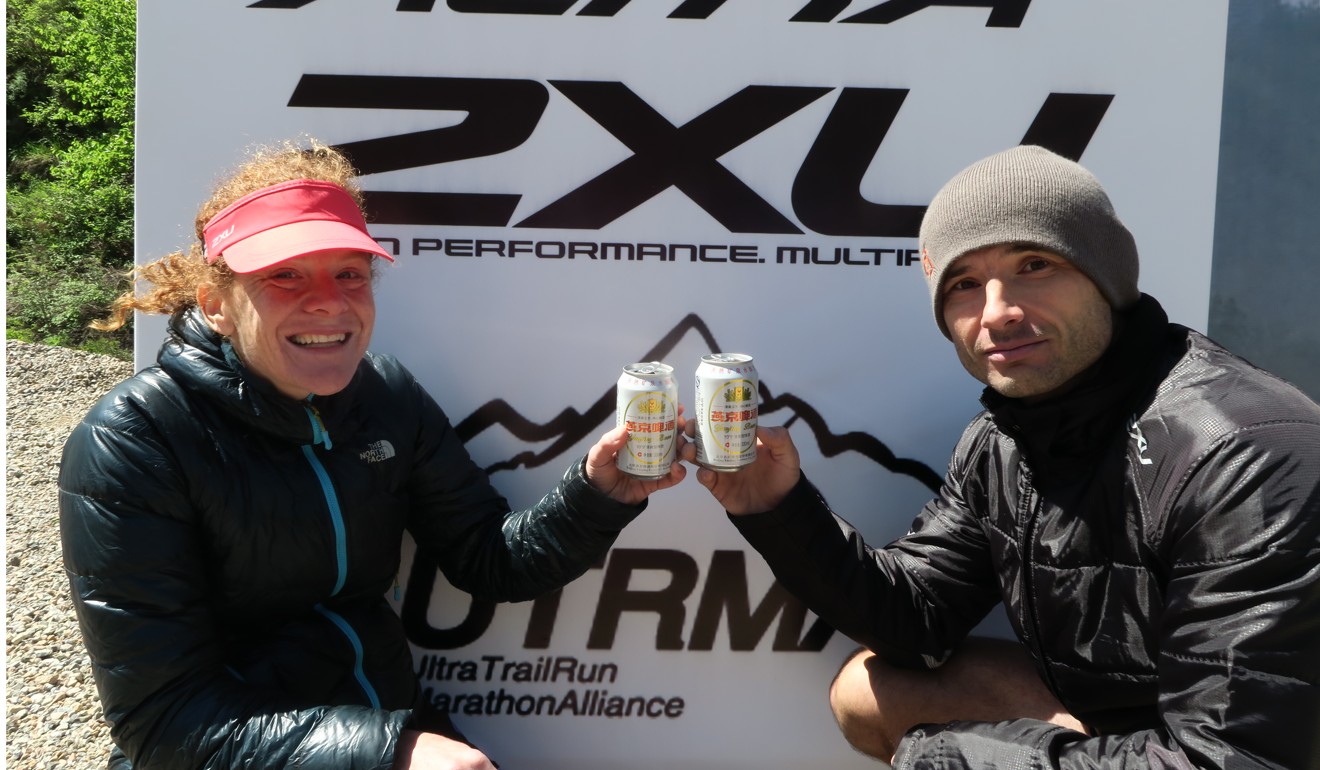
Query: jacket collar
979 294 1175 482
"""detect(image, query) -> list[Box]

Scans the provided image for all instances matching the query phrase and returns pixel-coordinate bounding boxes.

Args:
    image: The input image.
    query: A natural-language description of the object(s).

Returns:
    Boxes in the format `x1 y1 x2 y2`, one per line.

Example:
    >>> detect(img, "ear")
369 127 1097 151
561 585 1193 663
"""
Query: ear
197 283 236 337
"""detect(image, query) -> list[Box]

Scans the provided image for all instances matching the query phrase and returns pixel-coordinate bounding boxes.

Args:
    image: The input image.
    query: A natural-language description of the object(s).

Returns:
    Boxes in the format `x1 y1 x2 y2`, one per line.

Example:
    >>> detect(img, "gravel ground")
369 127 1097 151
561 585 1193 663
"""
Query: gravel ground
7 340 133 770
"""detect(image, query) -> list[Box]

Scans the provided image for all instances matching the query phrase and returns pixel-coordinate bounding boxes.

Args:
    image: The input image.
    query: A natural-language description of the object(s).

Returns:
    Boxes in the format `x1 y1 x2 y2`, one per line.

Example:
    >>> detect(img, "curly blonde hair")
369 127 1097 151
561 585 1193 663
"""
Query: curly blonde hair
93 139 367 331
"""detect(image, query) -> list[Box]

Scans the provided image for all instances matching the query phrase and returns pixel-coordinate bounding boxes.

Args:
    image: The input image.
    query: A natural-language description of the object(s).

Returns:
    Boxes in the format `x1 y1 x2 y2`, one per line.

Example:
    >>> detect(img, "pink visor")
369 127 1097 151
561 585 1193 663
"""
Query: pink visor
202 179 394 273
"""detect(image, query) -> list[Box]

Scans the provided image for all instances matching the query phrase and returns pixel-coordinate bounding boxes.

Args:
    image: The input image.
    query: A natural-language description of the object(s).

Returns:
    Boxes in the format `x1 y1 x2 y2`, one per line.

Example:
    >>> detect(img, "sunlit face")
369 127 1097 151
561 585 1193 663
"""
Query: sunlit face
941 243 1113 401
199 249 376 399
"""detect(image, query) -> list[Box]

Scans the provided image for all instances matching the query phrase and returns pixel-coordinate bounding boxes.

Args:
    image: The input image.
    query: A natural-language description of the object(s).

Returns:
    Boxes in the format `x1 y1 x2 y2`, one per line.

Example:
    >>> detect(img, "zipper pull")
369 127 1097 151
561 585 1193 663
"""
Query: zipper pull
303 403 333 450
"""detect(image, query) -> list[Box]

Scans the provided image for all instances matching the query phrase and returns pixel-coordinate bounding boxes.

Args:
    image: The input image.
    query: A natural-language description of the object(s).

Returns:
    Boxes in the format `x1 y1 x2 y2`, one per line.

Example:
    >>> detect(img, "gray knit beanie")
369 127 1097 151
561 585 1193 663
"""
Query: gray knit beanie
918 145 1140 338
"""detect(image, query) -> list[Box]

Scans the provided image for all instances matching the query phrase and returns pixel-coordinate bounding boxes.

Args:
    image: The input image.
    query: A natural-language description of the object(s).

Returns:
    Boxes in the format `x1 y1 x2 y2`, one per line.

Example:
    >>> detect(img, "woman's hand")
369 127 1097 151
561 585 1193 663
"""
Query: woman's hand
585 408 688 505
393 730 495 770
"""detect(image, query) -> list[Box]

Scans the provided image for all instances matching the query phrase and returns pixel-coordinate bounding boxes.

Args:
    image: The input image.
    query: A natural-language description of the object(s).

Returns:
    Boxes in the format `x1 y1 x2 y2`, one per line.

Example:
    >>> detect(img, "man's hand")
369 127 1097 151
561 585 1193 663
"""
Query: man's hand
681 424 801 515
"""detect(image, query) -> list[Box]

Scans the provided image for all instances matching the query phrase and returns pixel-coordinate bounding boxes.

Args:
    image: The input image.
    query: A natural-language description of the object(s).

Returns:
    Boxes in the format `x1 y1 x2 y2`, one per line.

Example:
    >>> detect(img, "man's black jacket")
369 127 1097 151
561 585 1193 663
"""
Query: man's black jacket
734 297 1320 768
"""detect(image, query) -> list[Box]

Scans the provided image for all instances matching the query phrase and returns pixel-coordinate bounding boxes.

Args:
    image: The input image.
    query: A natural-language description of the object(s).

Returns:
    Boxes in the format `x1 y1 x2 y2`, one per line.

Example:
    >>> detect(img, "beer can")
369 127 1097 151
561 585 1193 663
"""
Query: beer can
615 362 680 478
694 353 759 471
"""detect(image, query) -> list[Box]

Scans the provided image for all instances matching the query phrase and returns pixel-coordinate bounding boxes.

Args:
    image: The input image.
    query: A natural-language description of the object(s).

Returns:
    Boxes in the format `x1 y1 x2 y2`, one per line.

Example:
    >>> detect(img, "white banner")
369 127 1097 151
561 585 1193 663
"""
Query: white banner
137 2 1228 767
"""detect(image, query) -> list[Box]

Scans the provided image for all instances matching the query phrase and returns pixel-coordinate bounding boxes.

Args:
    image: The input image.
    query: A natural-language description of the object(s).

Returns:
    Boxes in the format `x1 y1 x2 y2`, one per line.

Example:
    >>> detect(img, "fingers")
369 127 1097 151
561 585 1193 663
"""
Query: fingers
583 425 628 498
396 730 496 770
678 430 697 464
657 458 688 489
756 425 801 472
585 424 627 471
586 422 695 504
756 425 791 451
587 419 796 507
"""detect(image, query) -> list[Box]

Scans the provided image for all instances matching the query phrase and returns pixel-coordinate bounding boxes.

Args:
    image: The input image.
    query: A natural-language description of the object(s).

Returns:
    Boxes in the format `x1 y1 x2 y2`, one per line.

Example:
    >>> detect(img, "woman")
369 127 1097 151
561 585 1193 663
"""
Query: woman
59 141 685 770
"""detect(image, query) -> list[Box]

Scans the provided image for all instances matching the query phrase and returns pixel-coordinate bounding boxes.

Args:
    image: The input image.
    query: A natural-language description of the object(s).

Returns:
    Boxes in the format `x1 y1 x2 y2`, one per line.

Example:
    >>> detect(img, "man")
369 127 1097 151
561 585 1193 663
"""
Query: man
684 145 1320 768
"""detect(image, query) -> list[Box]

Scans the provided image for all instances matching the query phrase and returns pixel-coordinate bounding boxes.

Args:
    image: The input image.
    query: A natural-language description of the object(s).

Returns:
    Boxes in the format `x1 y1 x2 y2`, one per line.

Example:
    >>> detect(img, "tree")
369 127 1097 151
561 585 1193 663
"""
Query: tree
6 0 136 355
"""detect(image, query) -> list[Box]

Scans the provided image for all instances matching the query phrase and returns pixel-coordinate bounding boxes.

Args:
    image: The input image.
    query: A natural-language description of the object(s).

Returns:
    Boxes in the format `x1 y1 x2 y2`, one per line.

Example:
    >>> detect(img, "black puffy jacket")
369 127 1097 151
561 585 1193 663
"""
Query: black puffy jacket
734 297 1320 768
59 309 645 770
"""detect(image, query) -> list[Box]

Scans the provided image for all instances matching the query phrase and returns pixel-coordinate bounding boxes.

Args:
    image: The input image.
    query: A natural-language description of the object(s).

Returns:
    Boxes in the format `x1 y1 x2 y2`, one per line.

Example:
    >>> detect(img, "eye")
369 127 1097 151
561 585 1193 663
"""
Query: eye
335 255 375 283
336 268 370 285
262 268 302 286
943 276 981 296
1022 257 1052 272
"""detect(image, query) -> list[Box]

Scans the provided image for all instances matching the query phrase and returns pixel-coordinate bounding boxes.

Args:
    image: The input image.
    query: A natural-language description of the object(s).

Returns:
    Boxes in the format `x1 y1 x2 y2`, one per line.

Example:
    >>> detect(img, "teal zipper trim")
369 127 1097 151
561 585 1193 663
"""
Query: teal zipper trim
301 443 348 596
315 604 382 710
300 405 380 709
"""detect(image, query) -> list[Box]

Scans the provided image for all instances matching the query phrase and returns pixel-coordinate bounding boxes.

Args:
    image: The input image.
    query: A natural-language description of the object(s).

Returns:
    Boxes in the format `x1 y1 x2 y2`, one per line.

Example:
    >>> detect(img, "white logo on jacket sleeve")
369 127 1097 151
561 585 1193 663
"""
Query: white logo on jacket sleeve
360 440 396 463
1126 416 1154 466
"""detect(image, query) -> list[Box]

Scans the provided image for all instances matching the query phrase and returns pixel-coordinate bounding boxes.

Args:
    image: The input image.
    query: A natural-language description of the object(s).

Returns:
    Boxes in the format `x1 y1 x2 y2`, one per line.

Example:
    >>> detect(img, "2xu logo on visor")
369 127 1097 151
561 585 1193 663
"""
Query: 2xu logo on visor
287 75 1111 237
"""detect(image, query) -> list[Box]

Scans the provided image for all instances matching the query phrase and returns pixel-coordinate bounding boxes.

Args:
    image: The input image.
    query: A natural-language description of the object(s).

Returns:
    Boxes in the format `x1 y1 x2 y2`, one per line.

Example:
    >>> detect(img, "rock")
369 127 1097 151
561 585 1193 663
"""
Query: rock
6 340 130 769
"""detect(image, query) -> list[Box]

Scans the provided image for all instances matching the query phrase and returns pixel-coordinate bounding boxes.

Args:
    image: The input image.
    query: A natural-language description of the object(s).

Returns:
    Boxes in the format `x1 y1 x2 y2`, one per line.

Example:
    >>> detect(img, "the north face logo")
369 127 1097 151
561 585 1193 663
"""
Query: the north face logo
360 440 396 463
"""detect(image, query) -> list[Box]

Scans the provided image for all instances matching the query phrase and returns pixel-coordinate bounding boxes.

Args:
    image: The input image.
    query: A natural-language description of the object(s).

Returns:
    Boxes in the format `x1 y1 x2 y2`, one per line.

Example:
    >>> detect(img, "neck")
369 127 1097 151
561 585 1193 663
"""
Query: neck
980 294 1170 477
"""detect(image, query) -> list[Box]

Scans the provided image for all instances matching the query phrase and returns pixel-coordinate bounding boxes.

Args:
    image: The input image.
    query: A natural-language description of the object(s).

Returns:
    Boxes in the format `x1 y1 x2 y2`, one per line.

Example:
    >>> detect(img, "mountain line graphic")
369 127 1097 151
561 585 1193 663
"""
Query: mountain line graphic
454 312 942 493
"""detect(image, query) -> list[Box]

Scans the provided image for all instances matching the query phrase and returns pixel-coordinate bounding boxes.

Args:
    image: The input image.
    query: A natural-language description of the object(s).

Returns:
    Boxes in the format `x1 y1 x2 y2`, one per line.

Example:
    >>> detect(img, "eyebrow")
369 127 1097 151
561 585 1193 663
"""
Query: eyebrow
943 262 972 283
944 243 1052 280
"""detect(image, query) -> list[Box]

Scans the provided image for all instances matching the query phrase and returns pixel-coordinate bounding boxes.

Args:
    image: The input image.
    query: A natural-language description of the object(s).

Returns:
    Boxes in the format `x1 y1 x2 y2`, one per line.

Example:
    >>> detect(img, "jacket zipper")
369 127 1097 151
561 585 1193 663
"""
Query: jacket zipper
302 403 382 709
1018 466 1063 699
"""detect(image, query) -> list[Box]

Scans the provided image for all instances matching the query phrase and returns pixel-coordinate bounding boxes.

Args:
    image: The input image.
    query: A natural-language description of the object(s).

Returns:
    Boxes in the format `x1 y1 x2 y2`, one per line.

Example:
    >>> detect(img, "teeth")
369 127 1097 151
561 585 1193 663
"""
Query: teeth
292 333 347 346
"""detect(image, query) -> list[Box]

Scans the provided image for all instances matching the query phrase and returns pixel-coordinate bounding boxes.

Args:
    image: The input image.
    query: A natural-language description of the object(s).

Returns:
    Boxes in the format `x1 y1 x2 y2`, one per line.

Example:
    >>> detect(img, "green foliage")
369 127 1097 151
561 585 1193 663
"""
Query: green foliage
6 0 136 357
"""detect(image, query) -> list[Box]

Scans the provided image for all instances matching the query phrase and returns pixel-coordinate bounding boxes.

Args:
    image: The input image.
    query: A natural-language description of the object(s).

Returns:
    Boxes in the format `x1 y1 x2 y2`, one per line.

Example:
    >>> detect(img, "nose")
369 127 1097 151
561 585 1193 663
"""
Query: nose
303 272 350 314
980 279 1024 330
